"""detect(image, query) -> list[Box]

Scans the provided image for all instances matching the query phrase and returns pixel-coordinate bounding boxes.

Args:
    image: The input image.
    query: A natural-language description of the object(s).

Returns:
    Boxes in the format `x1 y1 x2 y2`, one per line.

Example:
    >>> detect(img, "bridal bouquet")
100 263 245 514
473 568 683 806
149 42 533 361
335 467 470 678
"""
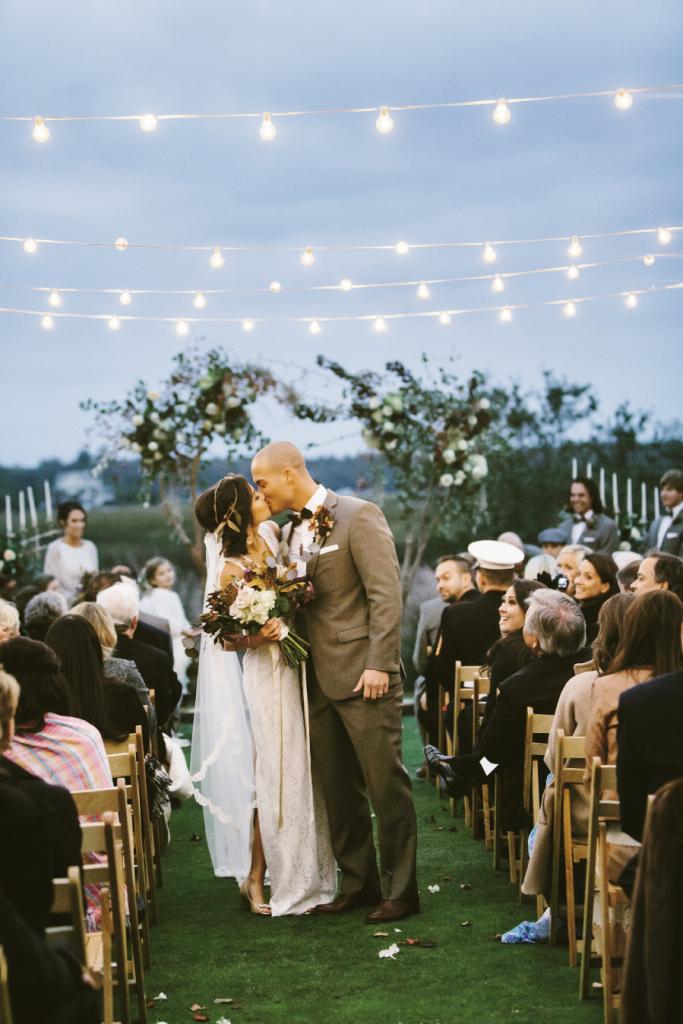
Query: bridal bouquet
201 557 315 668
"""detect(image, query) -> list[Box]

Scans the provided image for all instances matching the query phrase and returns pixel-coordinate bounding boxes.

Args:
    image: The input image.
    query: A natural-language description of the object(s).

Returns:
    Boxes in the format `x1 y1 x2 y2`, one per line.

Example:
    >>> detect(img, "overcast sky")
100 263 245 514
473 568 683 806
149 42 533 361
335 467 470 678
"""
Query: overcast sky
2 0 682 466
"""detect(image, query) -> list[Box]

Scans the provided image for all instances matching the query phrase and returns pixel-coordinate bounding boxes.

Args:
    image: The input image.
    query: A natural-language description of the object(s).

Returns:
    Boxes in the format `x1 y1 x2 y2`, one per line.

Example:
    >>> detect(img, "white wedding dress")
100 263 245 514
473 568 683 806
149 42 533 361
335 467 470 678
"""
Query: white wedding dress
242 522 336 916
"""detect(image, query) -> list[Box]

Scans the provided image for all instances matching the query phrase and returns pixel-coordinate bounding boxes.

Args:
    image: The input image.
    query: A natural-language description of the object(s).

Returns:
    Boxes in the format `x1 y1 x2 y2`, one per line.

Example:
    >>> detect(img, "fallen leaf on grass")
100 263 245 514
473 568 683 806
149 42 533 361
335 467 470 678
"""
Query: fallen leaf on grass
193 1016 209 1023
372 931 389 938
461 920 472 927
442 875 453 882
394 928 402 933
459 883 472 891
434 826 445 832
405 938 438 948
214 998 234 1004
190 1006 206 1013
190 833 202 843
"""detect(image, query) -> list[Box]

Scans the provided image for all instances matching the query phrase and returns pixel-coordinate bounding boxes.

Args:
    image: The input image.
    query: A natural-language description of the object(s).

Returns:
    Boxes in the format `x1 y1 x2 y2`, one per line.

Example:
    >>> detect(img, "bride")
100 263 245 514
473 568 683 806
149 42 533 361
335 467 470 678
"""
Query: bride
192 474 336 916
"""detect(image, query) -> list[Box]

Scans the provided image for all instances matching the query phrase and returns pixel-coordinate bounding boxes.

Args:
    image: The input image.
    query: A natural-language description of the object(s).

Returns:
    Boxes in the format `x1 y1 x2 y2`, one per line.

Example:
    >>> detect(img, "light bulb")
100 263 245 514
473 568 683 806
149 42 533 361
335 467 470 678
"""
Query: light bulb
614 89 633 111
23 237 38 254
242 319 255 332
339 278 352 291
48 289 62 308
563 301 577 319
395 240 410 256
41 314 54 330
259 112 276 141
438 311 452 325
491 274 504 293
373 316 387 333
32 117 50 143
210 246 224 269
657 227 672 245
176 320 190 337
643 254 655 267
308 319 321 335
376 106 394 134
114 237 128 252
624 292 638 309
193 291 206 309
139 113 158 133
566 265 580 281
417 281 430 299
499 307 512 323
301 246 315 267
492 98 511 125
568 235 583 259
108 315 121 331
119 290 133 306
482 241 496 264
269 280 282 293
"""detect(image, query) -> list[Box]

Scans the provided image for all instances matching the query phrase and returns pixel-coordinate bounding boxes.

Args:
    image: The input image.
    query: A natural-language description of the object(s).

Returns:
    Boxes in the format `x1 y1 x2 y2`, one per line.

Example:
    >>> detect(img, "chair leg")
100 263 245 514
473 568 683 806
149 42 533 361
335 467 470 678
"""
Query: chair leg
507 832 518 884
482 783 493 851
563 790 578 967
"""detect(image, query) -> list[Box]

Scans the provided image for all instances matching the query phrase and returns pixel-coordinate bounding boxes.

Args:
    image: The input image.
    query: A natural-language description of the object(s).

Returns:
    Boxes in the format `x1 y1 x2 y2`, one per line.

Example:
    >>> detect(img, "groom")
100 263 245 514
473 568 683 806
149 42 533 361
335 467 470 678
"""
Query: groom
251 441 419 923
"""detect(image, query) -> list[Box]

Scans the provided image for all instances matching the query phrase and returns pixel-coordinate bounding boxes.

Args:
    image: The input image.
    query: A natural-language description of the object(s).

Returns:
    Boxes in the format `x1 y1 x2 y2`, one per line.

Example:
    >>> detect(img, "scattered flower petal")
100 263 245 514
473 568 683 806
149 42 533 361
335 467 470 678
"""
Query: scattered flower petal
459 883 471 891
427 885 441 894
461 920 471 927
372 931 389 938
378 942 400 959
153 993 168 1002
214 999 234 1004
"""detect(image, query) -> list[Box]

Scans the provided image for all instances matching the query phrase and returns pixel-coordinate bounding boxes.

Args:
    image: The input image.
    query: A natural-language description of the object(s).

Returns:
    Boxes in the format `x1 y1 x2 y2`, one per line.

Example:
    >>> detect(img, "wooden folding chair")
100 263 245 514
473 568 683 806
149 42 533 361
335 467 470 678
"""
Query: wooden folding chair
470 673 491 841
0 946 12 1024
548 731 587 961
579 758 627 1023
72 782 147 1024
503 710 553 888
143 698 165 889
451 663 482 821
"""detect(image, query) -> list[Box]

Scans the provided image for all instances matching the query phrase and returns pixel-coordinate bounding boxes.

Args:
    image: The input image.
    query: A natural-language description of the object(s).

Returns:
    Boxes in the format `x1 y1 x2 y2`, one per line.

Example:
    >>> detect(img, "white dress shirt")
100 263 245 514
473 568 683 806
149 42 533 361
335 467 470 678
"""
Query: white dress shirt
289 484 328 572
657 501 683 549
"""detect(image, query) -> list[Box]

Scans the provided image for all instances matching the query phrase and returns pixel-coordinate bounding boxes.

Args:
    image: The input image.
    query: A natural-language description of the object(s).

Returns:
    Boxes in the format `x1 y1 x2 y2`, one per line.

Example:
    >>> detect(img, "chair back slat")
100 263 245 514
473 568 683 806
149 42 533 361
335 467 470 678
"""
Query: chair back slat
0 946 13 1024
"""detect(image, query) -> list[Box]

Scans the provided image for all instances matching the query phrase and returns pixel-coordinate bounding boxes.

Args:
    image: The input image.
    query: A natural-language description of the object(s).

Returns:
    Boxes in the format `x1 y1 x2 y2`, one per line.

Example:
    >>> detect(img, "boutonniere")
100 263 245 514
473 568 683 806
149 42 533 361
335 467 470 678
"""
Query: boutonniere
308 505 335 552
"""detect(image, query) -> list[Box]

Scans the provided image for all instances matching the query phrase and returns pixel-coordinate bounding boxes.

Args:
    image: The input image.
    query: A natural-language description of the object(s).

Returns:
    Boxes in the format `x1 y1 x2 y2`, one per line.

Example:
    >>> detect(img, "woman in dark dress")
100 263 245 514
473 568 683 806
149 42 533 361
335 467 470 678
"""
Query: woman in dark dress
574 552 619 643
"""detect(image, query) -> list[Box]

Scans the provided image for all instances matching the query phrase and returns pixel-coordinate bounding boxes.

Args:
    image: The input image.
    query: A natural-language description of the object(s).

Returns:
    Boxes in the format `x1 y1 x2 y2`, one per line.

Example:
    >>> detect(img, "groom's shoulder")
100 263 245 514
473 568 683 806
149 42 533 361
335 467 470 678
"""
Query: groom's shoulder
333 493 382 518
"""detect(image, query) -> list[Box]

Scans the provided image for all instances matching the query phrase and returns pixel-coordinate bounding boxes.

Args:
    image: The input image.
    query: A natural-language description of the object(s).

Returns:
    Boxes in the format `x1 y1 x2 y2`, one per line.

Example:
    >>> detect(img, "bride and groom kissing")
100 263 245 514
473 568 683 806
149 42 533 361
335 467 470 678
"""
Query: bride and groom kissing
191 441 418 923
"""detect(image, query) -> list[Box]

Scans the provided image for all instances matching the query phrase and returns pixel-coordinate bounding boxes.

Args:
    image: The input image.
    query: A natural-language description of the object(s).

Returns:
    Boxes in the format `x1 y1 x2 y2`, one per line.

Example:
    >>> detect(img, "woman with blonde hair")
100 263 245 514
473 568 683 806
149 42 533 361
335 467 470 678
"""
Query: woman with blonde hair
0 599 20 644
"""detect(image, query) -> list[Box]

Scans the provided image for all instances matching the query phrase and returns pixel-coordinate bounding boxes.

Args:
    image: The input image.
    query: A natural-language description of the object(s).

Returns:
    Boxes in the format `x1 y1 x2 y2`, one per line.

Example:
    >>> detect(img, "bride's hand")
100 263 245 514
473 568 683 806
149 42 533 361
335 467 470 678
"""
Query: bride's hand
257 618 284 643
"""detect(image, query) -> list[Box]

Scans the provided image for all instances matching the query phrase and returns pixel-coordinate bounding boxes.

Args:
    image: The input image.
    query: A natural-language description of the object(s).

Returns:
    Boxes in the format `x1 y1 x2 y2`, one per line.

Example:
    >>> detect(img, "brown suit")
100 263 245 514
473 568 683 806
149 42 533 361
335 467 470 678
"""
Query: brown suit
286 490 418 903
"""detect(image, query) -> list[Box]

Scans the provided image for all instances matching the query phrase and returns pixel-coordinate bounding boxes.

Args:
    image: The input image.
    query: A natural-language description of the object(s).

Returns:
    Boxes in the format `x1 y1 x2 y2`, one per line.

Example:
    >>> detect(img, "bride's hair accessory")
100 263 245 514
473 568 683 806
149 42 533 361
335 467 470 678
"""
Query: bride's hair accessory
214 475 244 539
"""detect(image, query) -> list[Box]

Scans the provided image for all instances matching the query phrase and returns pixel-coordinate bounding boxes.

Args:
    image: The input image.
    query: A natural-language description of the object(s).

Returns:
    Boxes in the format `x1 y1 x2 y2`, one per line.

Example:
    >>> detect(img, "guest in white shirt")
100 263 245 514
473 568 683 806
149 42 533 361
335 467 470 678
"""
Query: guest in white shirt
43 502 98 605
645 469 683 556
139 557 192 689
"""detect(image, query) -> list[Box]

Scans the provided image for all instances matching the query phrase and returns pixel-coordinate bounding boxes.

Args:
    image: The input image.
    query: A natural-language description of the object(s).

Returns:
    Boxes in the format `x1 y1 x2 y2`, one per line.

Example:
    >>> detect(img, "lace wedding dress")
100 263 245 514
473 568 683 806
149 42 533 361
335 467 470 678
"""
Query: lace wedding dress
242 522 337 916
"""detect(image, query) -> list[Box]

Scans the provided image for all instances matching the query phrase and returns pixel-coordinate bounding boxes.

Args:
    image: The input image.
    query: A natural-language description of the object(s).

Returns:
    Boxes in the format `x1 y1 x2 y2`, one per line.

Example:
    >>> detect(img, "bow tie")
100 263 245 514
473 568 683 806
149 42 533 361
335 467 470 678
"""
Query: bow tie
288 507 314 527
573 513 591 523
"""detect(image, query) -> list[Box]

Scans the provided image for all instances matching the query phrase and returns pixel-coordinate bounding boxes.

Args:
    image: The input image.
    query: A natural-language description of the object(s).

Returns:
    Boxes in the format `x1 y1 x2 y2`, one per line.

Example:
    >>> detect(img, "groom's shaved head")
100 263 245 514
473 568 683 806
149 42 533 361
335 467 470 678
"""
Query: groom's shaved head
251 441 316 515
253 441 306 473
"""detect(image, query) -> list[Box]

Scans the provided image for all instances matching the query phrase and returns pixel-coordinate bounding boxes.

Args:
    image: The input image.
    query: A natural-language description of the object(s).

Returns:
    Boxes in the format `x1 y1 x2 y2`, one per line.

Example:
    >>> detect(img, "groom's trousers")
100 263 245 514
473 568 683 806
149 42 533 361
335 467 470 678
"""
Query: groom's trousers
308 676 418 903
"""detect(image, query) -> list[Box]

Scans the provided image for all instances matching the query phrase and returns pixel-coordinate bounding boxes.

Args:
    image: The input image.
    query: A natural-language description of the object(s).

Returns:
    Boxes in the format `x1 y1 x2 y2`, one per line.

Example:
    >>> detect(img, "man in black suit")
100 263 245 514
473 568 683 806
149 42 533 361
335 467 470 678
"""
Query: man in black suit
427 590 586 830
631 551 683 602
617 668 683 842
645 469 683 556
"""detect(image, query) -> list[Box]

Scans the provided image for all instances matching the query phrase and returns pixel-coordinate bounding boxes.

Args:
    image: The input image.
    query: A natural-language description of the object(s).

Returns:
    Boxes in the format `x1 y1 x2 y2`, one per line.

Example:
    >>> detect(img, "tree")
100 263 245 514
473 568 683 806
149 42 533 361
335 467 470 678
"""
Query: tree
82 349 280 573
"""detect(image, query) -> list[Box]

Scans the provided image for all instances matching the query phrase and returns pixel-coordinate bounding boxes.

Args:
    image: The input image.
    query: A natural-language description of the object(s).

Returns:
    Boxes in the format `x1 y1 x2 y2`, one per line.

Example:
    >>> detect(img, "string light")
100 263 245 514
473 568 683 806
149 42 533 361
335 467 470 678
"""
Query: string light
269 281 282 294
40 314 54 330
395 241 410 256
48 289 62 308
108 315 121 331
568 235 583 258
376 106 394 134
567 265 580 280
210 246 224 269
139 113 158 133
492 98 511 125
658 227 673 245
643 254 656 266
499 307 512 323
242 318 255 332
614 89 633 111
563 301 577 318
259 112 276 141
373 316 387 333
32 117 50 143
308 319 321 335
339 278 352 291
624 292 638 309
491 274 504 293
438 311 452 325
23 238 38 254
482 242 497 264
417 281 430 299
176 319 190 336
114 237 128 252
301 247 315 267
193 291 206 309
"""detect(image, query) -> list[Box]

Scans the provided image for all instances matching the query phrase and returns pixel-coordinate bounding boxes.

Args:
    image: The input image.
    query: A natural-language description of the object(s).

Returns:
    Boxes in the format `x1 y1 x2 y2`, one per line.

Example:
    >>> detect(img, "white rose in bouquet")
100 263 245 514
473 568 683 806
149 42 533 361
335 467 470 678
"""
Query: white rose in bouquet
229 587 277 626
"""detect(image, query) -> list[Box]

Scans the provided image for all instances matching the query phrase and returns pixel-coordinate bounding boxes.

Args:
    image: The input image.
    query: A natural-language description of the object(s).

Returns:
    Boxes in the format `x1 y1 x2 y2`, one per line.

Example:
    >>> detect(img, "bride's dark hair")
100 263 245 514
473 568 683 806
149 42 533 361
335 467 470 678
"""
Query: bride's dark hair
194 475 253 558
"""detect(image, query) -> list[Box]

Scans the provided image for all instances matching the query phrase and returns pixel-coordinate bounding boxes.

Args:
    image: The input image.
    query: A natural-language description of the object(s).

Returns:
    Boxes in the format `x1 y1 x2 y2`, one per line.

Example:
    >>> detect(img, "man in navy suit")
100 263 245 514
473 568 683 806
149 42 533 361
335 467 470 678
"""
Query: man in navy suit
645 469 683 556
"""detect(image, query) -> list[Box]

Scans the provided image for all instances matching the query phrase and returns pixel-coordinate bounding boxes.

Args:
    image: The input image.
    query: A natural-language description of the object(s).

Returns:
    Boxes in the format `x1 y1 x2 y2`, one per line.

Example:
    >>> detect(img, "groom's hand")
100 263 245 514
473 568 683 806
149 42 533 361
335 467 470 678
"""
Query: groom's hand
353 669 389 700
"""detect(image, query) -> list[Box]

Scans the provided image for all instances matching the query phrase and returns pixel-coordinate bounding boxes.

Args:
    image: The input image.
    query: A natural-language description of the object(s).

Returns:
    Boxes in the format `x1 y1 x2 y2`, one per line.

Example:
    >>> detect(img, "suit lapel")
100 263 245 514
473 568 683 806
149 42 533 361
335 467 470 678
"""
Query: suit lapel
307 489 338 580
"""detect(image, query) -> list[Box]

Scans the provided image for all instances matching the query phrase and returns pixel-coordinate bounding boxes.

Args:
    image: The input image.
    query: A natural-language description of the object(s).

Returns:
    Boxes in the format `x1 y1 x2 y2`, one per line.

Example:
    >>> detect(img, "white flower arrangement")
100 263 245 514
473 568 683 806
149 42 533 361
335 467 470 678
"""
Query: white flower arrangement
229 587 277 626
442 448 456 464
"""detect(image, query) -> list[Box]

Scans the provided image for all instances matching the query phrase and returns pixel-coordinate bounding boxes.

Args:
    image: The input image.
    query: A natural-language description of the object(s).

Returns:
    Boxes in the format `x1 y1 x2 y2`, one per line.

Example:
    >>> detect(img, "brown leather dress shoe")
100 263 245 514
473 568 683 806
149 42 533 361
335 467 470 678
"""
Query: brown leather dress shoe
311 890 380 915
364 899 420 924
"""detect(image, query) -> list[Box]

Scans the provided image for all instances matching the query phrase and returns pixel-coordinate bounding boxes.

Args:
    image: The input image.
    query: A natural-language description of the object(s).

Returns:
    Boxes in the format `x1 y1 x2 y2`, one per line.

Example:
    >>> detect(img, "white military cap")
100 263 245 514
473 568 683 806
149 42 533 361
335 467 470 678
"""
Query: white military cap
468 539 523 570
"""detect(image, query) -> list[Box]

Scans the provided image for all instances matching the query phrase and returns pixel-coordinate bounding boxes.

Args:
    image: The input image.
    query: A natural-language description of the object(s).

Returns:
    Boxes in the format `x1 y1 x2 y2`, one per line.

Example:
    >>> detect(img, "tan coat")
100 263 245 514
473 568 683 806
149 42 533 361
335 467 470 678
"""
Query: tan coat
586 668 654 780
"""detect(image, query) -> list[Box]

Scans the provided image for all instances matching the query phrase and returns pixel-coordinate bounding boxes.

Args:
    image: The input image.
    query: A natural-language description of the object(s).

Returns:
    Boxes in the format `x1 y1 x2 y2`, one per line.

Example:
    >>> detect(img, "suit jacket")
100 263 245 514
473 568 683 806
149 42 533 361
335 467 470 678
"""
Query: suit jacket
114 632 181 729
285 490 402 702
412 595 446 676
645 510 683 555
556 512 619 553
436 590 503 694
617 669 683 841
480 652 578 830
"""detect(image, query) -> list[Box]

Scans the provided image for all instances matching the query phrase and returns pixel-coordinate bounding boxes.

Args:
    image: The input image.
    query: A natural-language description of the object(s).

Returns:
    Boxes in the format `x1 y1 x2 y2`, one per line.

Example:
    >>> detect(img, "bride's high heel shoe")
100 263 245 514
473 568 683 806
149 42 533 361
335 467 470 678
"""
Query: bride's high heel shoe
239 880 271 916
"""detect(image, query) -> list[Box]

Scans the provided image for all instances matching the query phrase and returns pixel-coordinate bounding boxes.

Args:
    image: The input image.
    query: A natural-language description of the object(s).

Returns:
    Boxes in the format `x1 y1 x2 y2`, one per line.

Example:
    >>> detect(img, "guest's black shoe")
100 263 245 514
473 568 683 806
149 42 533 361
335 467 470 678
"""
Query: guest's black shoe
423 745 468 799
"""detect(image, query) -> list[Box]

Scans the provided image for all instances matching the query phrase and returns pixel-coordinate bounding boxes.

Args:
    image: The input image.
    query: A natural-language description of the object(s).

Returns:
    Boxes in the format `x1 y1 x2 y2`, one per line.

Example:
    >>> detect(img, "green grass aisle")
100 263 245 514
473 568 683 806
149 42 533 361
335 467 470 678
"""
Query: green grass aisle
145 720 599 1024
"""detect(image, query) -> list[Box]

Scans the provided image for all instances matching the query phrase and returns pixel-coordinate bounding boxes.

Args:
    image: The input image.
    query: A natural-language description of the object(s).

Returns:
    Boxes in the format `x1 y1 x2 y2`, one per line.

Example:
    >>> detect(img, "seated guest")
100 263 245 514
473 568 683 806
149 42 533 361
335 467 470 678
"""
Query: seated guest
574 552 619 642
538 528 565 560
0 598 20 642
631 551 683 601
22 591 68 642
45 615 149 747
617 561 642 593
97 581 181 734
556 476 618 553
428 590 586 831
645 468 683 556
555 543 591 597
